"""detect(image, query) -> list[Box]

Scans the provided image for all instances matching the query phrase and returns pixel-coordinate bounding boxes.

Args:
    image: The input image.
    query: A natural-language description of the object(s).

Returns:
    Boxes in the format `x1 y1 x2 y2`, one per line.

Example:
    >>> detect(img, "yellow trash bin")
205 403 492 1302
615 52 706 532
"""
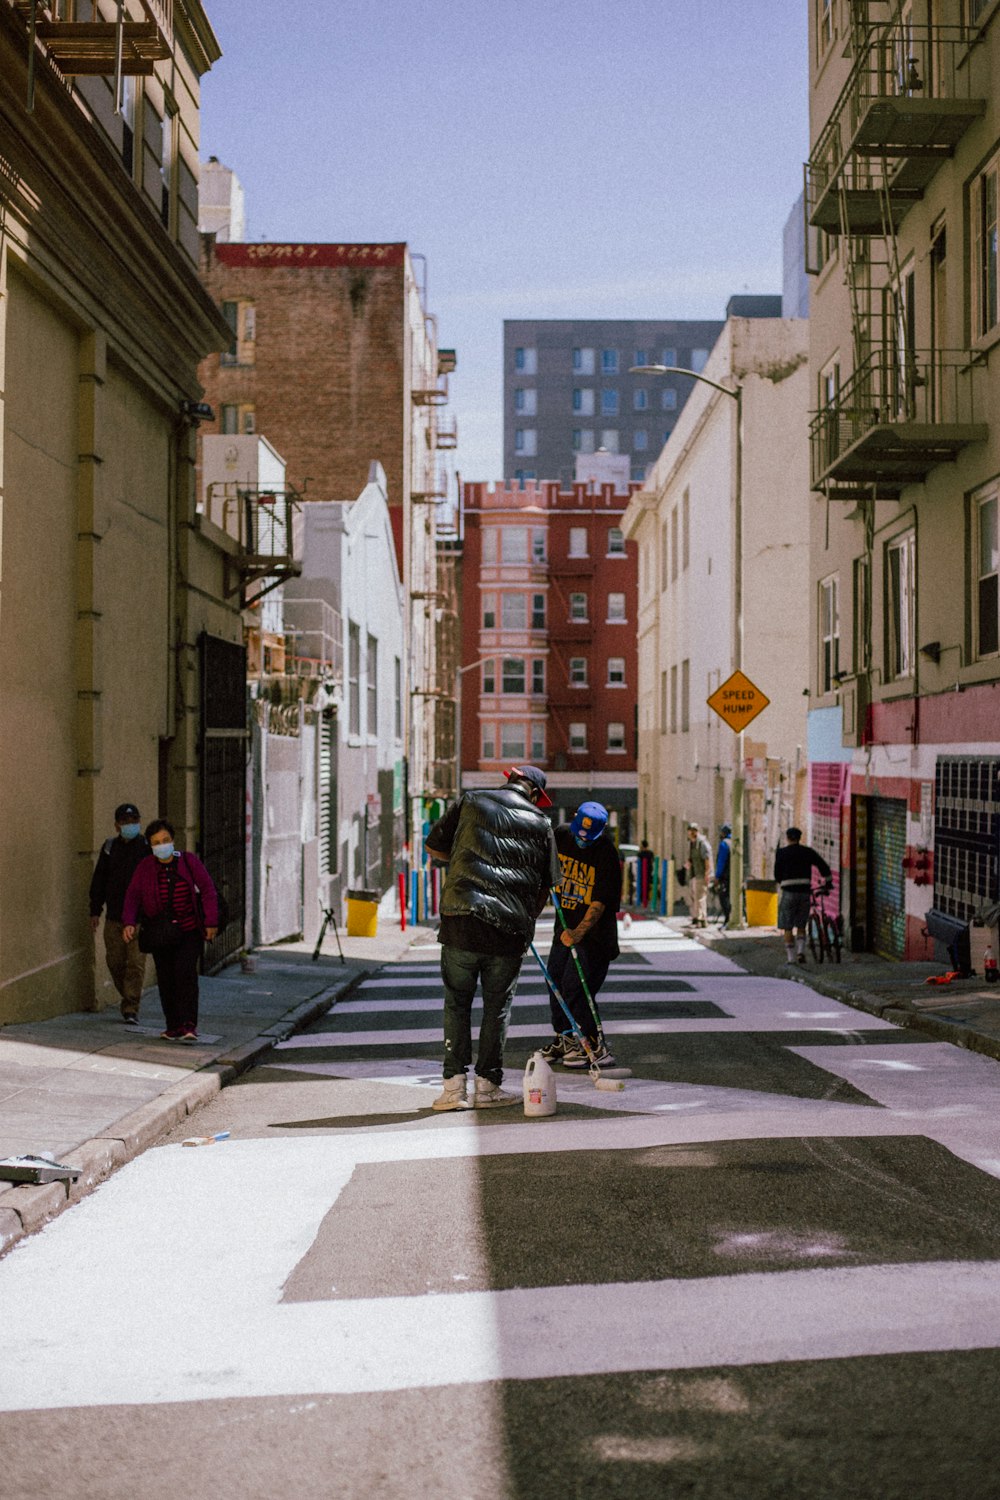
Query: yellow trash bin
745 879 778 928
346 888 379 938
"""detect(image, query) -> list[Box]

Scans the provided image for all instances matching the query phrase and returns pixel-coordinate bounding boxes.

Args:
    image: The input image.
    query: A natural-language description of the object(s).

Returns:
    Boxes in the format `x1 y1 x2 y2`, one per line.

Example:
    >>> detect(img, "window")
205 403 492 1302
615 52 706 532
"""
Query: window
573 388 595 415
601 349 619 373
601 389 619 416
241 406 256 435
501 526 529 564
514 388 537 415
691 349 709 372
607 721 626 752
661 347 676 367
607 592 626 622
502 658 526 694
682 488 690 570
573 347 595 375
532 659 545 695
670 506 679 581
514 469 536 483
221 301 239 364
633 430 648 451
608 656 626 685
501 723 526 759
514 347 536 374
635 388 651 413
607 527 625 555
220 404 239 434
887 531 916 679
159 105 175 230
531 722 546 760
818 0 833 53
661 519 669 590
243 305 256 342
482 659 496 694
482 529 498 565
600 430 620 452
514 428 537 456
482 592 496 629
482 725 495 759
394 656 402 739
570 657 587 685
531 593 546 629
853 556 870 673
570 592 588 621
634 349 649 367
528 529 545 564
681 659 690 732
819 575 840 693
366 634 378 735
569 722 588 751
120 74 136 174
977 491 999 656
348 622 361 736
670 664 678 732
973 154 999 339
501 593 527 630
569 525 588 558
660 670 667 732
661 388 677 411
573 429 595 453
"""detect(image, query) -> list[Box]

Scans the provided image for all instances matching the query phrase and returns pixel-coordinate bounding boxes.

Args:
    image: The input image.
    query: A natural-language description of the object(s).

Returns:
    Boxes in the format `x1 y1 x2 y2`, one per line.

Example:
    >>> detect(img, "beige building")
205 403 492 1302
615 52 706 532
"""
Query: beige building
622 315 811 891
0 1 247 1022
806 1 1000 961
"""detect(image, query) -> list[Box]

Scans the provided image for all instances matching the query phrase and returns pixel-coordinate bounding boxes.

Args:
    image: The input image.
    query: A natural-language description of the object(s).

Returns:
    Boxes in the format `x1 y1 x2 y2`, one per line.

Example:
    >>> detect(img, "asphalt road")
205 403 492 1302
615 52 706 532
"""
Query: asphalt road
4 920 1000 1499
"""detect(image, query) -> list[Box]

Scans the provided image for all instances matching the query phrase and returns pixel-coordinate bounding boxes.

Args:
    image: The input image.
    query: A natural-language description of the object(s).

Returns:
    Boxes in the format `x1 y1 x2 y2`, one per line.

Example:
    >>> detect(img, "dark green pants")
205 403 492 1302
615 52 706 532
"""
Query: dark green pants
441 947 522 1085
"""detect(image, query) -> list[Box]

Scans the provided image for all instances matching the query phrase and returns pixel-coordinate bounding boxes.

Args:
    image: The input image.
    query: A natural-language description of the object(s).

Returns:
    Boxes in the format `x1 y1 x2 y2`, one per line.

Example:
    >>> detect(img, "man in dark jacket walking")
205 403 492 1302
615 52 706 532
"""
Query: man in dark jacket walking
425 766 559 1110
89 802 149 1023
774 826 832 965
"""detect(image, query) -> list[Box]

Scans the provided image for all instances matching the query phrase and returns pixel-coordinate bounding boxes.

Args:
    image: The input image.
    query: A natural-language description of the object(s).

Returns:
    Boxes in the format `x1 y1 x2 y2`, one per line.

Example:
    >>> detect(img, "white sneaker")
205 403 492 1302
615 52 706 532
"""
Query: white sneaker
432 1075 469 1111
474 1078 518 1108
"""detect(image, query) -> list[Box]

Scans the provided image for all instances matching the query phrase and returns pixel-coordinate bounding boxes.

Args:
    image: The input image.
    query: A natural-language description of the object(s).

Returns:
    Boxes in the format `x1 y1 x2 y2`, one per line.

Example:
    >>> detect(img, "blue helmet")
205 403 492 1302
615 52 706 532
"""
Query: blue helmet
569 801 609 845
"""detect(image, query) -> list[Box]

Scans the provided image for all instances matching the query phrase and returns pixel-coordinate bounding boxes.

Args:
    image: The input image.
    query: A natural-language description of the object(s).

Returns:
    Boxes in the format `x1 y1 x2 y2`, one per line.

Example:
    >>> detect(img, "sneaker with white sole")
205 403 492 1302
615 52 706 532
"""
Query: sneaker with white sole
432 1075 470 1111
562 1039 617 1070
540 1035 569 1062
473 1078 518 1108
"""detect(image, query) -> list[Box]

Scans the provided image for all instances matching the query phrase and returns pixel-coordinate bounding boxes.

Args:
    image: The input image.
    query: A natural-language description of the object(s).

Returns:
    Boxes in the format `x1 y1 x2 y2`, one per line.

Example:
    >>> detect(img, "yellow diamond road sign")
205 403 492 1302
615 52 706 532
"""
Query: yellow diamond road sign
707 670 770 733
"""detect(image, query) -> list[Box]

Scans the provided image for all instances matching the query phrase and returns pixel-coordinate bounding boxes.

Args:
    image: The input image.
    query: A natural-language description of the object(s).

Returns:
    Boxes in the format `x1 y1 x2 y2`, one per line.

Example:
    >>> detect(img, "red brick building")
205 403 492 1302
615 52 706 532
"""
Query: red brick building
460 480 639 834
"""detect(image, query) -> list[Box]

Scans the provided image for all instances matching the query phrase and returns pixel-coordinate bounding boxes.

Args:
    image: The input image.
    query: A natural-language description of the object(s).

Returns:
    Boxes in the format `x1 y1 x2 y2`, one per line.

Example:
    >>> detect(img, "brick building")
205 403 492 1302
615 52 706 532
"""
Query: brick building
460 480 639 834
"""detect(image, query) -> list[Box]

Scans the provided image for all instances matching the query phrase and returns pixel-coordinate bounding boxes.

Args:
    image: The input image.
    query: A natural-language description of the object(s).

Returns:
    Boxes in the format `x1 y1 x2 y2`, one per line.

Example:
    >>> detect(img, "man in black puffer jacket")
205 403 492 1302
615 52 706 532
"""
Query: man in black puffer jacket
425 766 559 1110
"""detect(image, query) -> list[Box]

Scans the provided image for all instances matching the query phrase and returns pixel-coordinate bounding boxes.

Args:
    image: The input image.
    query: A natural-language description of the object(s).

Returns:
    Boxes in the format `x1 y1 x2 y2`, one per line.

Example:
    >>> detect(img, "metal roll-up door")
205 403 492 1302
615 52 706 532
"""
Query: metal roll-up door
871 797 906 959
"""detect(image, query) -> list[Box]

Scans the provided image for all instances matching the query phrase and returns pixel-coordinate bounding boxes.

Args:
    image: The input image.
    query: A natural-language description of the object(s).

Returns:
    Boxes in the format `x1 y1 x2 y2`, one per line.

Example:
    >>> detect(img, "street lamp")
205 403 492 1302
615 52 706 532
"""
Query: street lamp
629 363 745 930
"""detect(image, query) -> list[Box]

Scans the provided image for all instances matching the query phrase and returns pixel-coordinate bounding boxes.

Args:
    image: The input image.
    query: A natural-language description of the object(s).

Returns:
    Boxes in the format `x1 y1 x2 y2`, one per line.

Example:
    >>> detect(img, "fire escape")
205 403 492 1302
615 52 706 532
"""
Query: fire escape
12 0 172 110
806 2 988 501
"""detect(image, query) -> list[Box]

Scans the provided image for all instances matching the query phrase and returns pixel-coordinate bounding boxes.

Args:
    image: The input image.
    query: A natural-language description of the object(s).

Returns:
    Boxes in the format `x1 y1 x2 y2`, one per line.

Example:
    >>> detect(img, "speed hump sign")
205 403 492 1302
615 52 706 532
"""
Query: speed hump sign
707 670 770 732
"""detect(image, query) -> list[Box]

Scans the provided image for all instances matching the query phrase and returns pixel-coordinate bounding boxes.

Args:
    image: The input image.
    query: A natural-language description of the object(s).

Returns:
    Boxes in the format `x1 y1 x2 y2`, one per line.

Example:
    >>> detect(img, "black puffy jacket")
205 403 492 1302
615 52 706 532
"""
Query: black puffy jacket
437 789 557 940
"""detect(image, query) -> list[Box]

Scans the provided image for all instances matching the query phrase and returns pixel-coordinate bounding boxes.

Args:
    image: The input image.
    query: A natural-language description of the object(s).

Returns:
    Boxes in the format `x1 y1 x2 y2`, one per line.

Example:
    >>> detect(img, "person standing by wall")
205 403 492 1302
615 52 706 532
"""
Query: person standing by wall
122 820 219 1042
686 823 714 927
542 801 622 1068
713 822 733 925
774 826 831 964
425 766 559 1110
89 802 149 1025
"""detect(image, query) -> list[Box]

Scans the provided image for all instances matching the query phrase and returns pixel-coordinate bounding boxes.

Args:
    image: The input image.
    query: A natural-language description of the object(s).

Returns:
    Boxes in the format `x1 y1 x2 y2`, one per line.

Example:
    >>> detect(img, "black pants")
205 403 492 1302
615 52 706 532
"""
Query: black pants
546 939 611 1040
152 933 203 1030
717 876 732 923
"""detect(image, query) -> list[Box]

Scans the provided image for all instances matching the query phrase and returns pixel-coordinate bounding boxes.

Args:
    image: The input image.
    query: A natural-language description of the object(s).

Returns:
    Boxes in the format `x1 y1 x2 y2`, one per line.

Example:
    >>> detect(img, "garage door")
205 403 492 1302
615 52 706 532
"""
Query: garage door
871 797 906 960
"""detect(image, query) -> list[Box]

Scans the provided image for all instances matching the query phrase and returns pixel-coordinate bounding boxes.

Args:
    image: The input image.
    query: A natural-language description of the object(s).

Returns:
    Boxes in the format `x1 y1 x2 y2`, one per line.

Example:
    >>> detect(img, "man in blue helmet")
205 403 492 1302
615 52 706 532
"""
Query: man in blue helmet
541 800 622 1069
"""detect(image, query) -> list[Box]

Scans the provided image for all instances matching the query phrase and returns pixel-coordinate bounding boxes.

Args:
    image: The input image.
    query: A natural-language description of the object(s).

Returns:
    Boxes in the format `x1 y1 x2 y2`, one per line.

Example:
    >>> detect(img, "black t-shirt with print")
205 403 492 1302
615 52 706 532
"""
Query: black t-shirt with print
553 825 622 963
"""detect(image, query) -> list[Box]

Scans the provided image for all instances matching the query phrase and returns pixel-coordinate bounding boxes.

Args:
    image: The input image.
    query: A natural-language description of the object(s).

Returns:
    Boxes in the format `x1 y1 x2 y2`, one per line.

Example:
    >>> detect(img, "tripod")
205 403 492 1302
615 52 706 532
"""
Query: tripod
312 904 346 965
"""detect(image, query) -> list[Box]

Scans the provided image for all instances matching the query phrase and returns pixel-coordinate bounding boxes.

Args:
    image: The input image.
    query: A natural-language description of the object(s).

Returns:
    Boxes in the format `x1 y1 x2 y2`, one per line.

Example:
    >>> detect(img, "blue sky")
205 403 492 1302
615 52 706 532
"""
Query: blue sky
199 1 809 481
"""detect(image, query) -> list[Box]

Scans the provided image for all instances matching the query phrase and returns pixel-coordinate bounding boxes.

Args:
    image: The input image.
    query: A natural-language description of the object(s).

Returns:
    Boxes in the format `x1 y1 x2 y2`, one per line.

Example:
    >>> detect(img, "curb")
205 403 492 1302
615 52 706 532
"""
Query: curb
0 967 369 1260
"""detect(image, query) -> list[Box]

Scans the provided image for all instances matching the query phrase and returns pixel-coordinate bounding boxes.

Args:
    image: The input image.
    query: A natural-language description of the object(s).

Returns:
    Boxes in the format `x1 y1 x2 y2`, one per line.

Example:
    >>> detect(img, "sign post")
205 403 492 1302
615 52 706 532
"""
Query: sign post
707 671 770 930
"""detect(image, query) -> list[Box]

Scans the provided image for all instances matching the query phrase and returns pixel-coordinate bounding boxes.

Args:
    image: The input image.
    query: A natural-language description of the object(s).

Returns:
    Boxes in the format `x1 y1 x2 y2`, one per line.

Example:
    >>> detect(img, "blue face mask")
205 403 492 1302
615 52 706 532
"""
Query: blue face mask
120 823 141 841
152 843 175 861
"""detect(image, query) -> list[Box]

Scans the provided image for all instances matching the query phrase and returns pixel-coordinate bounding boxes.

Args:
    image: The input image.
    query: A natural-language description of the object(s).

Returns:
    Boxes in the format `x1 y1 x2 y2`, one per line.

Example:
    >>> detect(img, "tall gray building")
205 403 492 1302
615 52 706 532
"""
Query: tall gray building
503 318 726 485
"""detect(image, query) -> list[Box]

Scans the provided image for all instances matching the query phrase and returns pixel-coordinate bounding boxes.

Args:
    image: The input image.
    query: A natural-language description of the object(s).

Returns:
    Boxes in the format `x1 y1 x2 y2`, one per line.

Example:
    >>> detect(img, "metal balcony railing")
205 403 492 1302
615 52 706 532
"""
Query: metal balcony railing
806 21 986 235
810 348 988 498
15 0 172 80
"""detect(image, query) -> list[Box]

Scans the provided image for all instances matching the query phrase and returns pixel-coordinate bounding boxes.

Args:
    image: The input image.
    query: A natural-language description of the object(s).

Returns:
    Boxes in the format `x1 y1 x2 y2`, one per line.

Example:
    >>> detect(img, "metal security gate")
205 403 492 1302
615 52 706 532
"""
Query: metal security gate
871 797 906 959
200 633 247 966
933 756 1000 923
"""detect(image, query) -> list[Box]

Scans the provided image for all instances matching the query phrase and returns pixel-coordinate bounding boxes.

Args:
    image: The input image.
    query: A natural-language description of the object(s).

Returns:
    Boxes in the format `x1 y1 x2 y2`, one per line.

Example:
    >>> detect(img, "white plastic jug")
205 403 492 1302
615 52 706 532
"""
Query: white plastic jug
523 1052 557 1117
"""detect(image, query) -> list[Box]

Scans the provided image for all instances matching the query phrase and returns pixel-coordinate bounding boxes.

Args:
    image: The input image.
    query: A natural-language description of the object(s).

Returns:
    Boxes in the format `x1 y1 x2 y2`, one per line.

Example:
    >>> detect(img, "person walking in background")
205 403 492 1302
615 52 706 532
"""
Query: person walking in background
425 766 559 1110
774 826 831 965
542 801 622 1069
638 839 655 908
89 802 149 1025
121 820 218 1042
713 822 733 926
686 823 713 927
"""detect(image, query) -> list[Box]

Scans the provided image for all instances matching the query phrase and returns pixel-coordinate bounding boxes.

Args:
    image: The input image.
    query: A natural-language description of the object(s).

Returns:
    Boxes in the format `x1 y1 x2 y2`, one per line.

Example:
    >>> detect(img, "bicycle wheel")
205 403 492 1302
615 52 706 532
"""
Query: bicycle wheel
823 913 842 963
807 912 825 963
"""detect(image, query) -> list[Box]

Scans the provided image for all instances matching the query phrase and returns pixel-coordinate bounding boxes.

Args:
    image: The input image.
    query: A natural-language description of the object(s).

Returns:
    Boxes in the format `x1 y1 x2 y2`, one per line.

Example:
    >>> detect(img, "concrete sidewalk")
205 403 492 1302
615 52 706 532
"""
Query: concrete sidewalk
0 915 423 1258
682 917 1000 1064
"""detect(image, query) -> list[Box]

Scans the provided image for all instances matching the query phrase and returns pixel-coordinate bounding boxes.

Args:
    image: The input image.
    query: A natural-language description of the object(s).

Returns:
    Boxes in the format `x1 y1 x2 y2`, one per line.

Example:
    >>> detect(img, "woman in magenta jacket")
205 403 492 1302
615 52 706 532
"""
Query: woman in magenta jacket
122 819 219 1042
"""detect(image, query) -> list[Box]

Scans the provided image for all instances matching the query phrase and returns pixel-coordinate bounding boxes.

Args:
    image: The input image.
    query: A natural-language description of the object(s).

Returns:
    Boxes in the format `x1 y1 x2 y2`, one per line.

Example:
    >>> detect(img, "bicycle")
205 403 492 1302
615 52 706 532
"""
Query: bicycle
807 882 842 963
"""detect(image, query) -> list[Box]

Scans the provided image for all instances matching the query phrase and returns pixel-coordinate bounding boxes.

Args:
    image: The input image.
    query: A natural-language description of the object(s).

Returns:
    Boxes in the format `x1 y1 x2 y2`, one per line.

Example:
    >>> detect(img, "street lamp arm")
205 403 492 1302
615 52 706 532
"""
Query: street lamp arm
629 364 739 401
